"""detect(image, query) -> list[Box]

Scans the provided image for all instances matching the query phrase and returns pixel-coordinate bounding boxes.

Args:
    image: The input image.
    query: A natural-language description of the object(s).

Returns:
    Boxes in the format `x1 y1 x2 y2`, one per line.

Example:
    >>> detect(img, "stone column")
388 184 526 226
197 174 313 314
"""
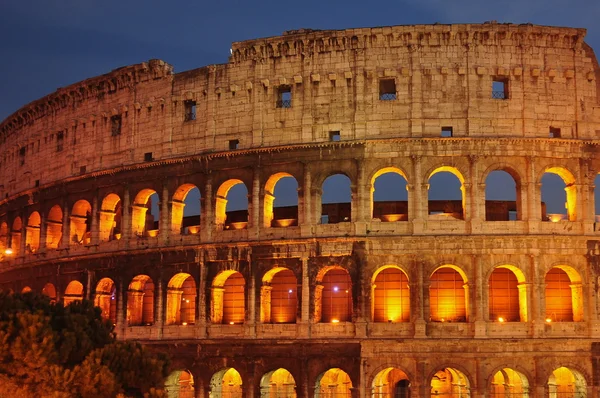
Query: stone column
251 169 260 231
303 166 312 226
260 285 273 323
160 184 169 244
202 175 213 241
170 200 186 235
530 254 544 337
198 260 207 326
166 288 183 325
127 290 144 326
116 278 125 339
570 283 584 322
211 287 225 324
98 211 116 242
411 156 425 221
121 189 130 245
517 283 530 322
38 213 47 251
248 259 257 335
461 182 472 221
90 195 99 244
130 205 148 236
61 201 70 248
300 257 310 337
353 160 369 223
155 275 164 332
414 258 426 337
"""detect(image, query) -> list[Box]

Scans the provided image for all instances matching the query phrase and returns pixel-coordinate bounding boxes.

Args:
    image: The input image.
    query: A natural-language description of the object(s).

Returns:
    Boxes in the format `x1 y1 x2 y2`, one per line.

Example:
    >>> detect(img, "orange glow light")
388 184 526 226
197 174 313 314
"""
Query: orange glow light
331 319 340 323
182 322 188 326
546 318 552 323
498 317 505 323
229 321 235 325
4 248 13 255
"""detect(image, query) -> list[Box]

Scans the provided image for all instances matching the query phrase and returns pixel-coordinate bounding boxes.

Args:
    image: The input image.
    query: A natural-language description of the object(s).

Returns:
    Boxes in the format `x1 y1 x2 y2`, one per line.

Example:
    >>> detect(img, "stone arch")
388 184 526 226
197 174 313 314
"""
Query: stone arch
547 366 587 398
46 205 63 249
261 267 298 323
371 265 410 323
483 167 521 221
0 221 8 254
371 367 410 398
11 217 22 256
264 172 299 228
172 183 201 235
370 167 409 222
127 275 155 326
427 166 466 220
429 265 469 322
99 193 122 242
488 265 528 322
316 266 353 323
166 273 196 325
132 189 160 237
212 270 245 324
260 368 297 398
41 283 57 303
165 370 195 398
429 367 471 397
545 265 583 322
489 367 529 397
315 368 353 398
321 173 352 224
94 278 116 324
70 199 91 245
210 368 243 398
25 211 41 253
216 179 249 230
21 286 32 293
540 166 577 221
64 280 84 306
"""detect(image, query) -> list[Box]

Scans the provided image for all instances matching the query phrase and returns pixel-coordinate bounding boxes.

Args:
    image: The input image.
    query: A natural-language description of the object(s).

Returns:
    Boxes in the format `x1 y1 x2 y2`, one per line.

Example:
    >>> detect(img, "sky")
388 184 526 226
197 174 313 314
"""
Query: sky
1 0 598 215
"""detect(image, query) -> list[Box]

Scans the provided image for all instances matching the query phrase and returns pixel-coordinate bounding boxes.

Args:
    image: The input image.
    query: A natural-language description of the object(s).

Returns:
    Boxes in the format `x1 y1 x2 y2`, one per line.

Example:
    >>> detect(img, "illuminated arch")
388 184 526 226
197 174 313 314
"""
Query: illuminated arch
41 283 57 303
541 166 577 221
0 222 7 254
264 173 299 228
321 174 352 224
11 217 22 256
212 270 245 324
488 265 527 322
548 367 587 398
132 189 159 237
370 167 409 222
25 211 41 253
94 278 116 323
430 367 470 397
46 205 63 249
127 275 154 326
483 168 521 221
315 368 353 398
64 280 84 306
489 367 529 397
21 286 32 294
171 183 201 235
210 368 242 398
261 267 298 323
260 368 297 398
316 267 353 323
371 367 410 398
165 370 195 398
371 265 410 323
166 273 196 325
99 193 122 242
545 265 583 322
429 265 469 322
427 166 466 219
70 200 91 245
215 179 248 229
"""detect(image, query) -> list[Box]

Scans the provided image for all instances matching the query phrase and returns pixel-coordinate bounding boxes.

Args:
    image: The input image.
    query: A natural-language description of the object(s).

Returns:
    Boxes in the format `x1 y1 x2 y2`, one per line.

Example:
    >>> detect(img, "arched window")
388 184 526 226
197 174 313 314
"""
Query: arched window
371 168 409 222
261 268 298 323
64 280 84 306
11 217 22 256
485 170 519 221
46 205 63 249
41 283 57 303
264 173 299 228
25 212 41 253
428 167 465 220
548 367 587 398
99 193 122 242
430 368 470 397
315 368 352 398
164 370 195 398
70 200 92 244
260 368 296 398
0 222 8 254
488 267 521 322
545 267 583 322
94 278 116 324
166 273 196 325
172 184 201 235
211 271 245 324
594 174 600 221
372 267 410 323
216 180 249 230
541 167 576 221
490 368 529 397
321 174 352 224
429 267 467 322
21 286 32 294
210 368 243 398
318 268 352 323
131 189 160 237
127 275 155 326
372 367 410 398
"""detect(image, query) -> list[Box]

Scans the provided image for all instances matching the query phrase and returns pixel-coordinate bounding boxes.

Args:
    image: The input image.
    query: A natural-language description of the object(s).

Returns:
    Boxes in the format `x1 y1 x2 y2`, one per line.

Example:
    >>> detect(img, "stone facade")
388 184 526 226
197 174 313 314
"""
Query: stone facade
1 22 600 397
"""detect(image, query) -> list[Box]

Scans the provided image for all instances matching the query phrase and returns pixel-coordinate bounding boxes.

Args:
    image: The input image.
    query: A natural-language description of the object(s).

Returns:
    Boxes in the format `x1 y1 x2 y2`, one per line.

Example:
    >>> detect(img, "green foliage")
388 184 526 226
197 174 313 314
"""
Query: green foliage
0 292 169 397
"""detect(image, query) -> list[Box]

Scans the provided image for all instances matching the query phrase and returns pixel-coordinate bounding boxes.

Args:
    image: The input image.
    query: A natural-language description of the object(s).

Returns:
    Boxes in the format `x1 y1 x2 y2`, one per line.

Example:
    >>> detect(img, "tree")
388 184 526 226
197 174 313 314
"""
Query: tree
0 292 169 397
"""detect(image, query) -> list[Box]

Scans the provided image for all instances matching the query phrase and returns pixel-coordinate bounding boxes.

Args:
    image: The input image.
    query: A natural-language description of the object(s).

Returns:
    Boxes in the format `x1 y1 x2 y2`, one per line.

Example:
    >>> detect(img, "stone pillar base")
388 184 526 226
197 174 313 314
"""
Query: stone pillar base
589 320 600 338
414 319 427 338
296 322 310 339
354 320 367 338
473 320 487 338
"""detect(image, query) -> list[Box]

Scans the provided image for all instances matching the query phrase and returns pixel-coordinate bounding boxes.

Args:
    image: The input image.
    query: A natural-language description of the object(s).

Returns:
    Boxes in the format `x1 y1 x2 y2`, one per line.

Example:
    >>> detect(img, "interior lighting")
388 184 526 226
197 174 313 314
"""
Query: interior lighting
185 299 190 303
288 289 293 293
498 317 505 323
546 318 552 323
229 321 235 325
4 248 12 255
182 322 188 326
331 319 340 323
441 318 445 323
333 286 339 292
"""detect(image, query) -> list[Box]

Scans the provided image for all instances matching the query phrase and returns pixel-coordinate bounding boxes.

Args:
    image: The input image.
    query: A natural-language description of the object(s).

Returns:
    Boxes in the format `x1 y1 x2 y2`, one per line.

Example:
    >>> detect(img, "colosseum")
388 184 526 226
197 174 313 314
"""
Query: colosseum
1 21 599 397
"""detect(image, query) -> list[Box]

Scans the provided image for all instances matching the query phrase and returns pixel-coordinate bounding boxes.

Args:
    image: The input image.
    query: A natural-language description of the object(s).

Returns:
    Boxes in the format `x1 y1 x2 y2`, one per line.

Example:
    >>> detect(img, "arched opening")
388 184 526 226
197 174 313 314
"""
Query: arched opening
210 368 243 398
70 200 92 244
429 266 468 322
260 368 297 398
64 280 84 306
132 189 160 237
428 167 465 220
25 211 41 253
545 266 583 322
372 266 410 323
317 267 353 323
489 266 526 322
127 275 155 326
0 222 8 254
485 170 520 221
216 179 249 230
594 174 600 220
41 283 57 303
264 173 299 228
212 271 245 324
172 184 201 235
371 168 409 222
99 193 122 242
321 174 352 224
548 367 587 398
315 368 352 398
11 217 22 256
541 168 576 221
372 367 410 398
94 278 116 324
490 368 529 397
430 368 470 397
21 286 32 294
165 370 195 398
166 273 196 325
46 205 63 249
261 268 298 323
